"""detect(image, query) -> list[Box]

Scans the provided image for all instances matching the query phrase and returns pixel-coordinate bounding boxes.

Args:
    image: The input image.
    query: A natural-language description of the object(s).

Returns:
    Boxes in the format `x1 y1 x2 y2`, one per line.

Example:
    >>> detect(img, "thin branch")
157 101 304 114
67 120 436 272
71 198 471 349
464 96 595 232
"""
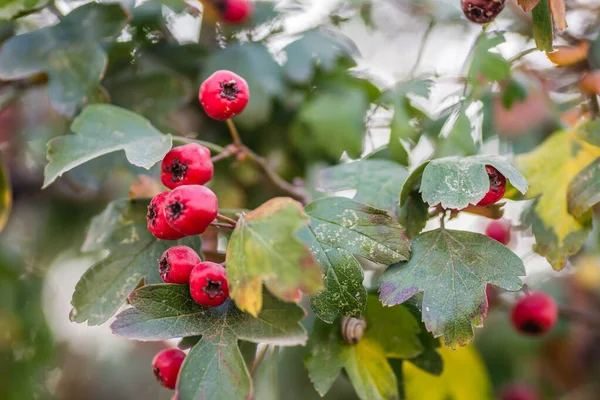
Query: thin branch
409 20 435 77
209 222 236 230
508 47 538 64
249 344 270 377
216 213 238 226
210 147 236 163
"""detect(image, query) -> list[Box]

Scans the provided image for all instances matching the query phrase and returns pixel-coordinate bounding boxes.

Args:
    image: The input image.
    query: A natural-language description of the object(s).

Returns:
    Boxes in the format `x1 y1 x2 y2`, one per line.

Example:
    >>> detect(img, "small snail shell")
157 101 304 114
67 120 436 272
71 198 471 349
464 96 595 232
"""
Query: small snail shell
341 316 366 345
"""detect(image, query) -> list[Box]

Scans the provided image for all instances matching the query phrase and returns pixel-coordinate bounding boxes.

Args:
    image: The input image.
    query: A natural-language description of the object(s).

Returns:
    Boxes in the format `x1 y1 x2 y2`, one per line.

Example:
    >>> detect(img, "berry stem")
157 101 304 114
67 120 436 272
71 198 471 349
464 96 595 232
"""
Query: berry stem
409 19 435 76
216 213 238 226
210 222 236 230
210 147 237 163
226 119 242 145
249 344 270 377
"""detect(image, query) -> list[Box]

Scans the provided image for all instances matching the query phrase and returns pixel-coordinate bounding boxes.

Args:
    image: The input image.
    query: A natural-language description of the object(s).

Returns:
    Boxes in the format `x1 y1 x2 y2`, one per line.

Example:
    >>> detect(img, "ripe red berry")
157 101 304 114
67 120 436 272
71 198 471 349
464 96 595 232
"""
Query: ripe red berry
485 219 511 245
511 292 558 336
476 165 506 206
152 348 185 390
164 185 218 236
461 0 506 24
147 192 186 240
221 0 253 24
159 246 202 284
161 144 214 189
499 384 539 400
189 262 229 307
199 70 250 121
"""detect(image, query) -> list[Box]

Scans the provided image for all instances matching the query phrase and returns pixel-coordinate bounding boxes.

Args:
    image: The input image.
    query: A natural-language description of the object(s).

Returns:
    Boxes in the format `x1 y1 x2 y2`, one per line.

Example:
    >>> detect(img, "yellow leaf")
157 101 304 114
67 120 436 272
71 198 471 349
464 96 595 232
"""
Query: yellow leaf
0 152 11 233
546 42 588 66
342 338 398 400
403 346 492 400
516 128 600 269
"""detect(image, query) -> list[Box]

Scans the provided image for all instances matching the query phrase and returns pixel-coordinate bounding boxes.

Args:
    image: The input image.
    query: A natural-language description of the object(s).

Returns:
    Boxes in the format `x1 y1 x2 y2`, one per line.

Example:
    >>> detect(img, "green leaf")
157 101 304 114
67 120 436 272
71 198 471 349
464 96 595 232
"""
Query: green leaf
316 159 408 216
383 80 433 166
0 3 129 116
226 197 323 317
306 295 422 399
283 29 357 84
501 78 528 109
202 43 284 129
589 32 600 70
435 106 477 158
111 284 307 400
379 229 525 348
532 0 553 52
0 152 11 233
568 157 600 218
399 161 430 206
418 155 528 210
70 199 201 325
43 105 172 188
0 0 44 19
106 72 193 120
398 192 429 239
468 33 510 83
291 86 368 160
299 197 411 323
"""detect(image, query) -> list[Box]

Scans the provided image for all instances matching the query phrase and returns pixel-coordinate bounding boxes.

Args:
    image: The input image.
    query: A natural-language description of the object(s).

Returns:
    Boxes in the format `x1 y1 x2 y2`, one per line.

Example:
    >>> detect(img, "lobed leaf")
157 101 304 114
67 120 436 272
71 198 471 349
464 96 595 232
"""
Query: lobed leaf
379 229 525 348
568 157 600 218
226 197 323 317
300 197 410 323
43 105 172 188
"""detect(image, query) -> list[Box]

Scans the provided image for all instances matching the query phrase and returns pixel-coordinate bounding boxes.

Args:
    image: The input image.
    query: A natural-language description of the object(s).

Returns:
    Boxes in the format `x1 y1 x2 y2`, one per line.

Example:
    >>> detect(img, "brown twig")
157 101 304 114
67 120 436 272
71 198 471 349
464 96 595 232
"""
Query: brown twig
223 119 310 204
210 222 236 229
216 213 238 226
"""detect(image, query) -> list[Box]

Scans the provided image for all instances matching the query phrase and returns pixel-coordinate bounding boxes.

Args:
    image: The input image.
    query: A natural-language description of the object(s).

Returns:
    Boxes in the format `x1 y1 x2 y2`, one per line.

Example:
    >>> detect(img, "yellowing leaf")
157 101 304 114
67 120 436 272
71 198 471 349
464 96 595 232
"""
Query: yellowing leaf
226 197 323 316
546 42 588 66
342 338 398 400
403 346 492 400
516 129 600 269
517 0 542 12
0 152 11 233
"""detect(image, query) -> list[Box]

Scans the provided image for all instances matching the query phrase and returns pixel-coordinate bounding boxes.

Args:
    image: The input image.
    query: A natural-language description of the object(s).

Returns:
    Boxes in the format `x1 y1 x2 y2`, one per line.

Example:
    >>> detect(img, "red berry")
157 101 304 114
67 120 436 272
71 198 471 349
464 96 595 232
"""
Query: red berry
189 262 229 307
152 348 185 390
485 219 511 245
199 70 250 121
221 0 253 24
161 144 214 189
476 165 506 206
461 0 506 24
147 192 186 240
499 384 539 400
510 292 558 336
164 185 218 236
159 246 202 284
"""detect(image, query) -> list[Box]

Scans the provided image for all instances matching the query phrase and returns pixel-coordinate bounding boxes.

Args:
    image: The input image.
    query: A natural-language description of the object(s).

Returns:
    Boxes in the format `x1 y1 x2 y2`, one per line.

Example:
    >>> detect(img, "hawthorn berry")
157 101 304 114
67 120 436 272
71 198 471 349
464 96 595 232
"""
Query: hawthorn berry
199 70 250 121
220 0 253 24
147 192 186 240
152 348 186 390
485 219 511 245
461 0 506 24
499 384 539 400
164 185 218 236
161 144 214 189
159 246 202 284
511 292 558 336
189 262 229 307
476 165 506 206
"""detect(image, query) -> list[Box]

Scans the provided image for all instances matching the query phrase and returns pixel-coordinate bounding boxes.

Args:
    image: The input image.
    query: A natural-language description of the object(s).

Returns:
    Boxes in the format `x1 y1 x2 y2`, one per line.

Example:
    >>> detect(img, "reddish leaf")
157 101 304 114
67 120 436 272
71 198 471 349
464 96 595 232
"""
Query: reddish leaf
549 0 567 30
517 0 542 12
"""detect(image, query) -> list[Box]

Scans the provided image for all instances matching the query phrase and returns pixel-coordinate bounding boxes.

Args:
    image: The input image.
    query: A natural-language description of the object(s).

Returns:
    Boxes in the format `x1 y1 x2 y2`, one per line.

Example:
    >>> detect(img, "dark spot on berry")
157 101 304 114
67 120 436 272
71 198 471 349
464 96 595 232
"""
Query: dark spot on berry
165 157 188 183
487 167 504 193
159 255 170 278
167 201 184 220
469 6 483 18
153 366 163 383
220 80 240 101
520 320 543 335
351 337 359 344
202 278 224 299
147 204 158 226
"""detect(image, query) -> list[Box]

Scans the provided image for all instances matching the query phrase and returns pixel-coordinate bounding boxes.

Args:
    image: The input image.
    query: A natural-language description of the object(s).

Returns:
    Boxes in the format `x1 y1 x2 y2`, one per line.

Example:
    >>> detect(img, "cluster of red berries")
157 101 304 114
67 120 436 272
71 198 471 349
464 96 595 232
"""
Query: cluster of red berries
159 245 229 306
